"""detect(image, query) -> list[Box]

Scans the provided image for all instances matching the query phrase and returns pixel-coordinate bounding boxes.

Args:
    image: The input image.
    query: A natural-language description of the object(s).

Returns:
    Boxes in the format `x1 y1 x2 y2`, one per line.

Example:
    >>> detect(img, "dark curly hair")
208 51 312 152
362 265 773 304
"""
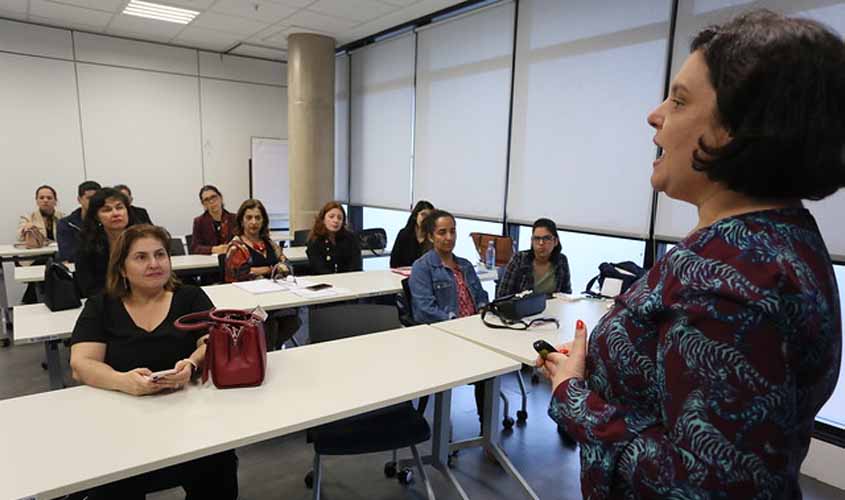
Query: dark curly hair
233 199 270 240
689 9 845 200
79 188 133 253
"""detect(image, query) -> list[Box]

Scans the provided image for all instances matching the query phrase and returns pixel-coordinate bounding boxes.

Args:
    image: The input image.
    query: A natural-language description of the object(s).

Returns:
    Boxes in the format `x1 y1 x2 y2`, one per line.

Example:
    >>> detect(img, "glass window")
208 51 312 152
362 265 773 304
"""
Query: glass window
361 206 409 271
518 227 645 294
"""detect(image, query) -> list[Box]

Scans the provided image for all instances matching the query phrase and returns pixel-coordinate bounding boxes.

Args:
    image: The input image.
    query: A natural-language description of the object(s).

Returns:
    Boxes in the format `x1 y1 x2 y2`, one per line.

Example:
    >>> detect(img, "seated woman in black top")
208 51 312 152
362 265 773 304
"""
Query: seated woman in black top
75 188 133 298
496 217 572 298
306 201 362 275
69 224 238 499
390 200 434 268
224 199 299 349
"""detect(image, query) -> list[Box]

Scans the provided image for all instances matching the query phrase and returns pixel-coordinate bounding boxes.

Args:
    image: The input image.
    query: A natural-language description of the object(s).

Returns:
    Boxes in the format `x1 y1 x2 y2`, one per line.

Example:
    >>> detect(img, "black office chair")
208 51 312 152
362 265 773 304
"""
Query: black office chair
291 229 310 247
217 252 226 282
169 237 186 256
184 234 193 252
401 278 519 430
304 303 435 500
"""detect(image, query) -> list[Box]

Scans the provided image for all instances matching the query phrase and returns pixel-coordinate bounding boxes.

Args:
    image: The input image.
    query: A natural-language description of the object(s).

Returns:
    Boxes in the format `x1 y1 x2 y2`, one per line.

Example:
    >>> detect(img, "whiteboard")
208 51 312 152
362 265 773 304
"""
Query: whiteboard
250 137 289 229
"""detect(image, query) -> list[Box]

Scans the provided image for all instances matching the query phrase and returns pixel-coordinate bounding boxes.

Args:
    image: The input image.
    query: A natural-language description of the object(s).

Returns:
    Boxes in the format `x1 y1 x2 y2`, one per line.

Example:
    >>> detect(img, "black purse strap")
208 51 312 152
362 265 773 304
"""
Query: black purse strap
480 307 559 331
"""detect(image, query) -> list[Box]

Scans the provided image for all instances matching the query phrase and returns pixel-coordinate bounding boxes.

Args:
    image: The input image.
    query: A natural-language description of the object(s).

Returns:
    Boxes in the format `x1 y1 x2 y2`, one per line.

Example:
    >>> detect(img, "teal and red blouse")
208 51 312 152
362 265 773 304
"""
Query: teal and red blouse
550 208 841 499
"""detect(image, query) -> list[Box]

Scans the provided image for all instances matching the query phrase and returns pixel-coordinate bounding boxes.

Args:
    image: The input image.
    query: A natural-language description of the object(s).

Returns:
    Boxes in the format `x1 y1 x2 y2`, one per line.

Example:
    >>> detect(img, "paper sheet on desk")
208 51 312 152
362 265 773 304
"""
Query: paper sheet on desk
291 287 349 298
233 279 289 294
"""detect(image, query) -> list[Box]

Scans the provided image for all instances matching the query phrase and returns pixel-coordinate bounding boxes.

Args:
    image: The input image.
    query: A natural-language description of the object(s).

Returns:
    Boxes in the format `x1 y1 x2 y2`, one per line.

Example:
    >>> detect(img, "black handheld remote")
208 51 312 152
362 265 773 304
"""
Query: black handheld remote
533 340 558 359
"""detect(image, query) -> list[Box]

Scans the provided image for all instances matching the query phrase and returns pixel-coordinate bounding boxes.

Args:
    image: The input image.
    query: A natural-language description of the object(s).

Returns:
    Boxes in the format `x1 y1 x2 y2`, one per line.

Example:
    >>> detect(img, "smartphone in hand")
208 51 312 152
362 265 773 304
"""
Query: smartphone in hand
148 368 179 382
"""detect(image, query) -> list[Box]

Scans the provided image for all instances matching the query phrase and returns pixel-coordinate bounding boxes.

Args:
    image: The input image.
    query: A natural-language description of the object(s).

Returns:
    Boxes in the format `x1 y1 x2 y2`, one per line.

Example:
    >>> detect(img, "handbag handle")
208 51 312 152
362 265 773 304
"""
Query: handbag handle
173 310 213 331
174 308 261 332
209 308 261 327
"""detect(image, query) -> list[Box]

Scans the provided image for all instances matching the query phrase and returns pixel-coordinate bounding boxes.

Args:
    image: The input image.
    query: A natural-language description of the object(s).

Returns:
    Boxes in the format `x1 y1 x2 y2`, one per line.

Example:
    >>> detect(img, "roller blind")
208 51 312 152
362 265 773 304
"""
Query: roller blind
349 34 415 210
413 2 515 221
335 53 350 203
506 0 673 238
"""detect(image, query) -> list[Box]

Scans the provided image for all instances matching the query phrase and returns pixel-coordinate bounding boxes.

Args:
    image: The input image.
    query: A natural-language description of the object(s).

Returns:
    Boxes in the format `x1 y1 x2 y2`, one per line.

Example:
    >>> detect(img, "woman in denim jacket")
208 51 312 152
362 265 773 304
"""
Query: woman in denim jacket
410 210 491 433
410 210 488 322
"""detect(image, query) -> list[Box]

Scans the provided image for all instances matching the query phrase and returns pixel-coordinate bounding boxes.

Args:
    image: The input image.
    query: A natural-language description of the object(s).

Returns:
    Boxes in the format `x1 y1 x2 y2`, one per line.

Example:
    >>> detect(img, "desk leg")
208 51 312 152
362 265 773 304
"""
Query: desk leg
431 390 470 500
481 376 539 500
45 340 65 390
0 261 11 346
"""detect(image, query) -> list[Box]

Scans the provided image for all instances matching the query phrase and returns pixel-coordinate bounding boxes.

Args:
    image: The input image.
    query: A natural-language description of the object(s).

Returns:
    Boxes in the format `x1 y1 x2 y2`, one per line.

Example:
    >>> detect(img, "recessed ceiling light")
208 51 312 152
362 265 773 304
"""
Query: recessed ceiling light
123 0 199 25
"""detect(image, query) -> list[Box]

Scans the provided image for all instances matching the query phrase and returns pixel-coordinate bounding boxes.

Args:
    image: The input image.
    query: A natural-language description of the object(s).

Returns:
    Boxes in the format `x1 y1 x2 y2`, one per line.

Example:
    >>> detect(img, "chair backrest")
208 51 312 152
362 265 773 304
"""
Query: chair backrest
217 252 226 281
309 303 402 344
358 228 387 251
184 234 193 252
169 237 186 256
469 232 513 267
399 277 416 327
292 229 310 247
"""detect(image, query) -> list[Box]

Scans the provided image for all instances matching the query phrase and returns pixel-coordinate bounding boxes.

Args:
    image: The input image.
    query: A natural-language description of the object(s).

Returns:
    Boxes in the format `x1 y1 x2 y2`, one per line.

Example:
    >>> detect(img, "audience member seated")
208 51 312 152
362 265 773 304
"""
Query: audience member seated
306 202 362 275
76 188 132 298
496 217 571 298
115 184 152 225
390 200 434 268
17 184 63 245
69 224 238 499
16 185 64 302
225 199 299 349
190 185 235 255
57 180 101 263
409 209 489 430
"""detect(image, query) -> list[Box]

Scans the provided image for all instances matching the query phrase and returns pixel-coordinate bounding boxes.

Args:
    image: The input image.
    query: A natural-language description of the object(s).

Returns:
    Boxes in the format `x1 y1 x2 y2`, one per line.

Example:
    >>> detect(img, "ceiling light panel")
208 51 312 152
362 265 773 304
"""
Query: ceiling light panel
123 0 199 24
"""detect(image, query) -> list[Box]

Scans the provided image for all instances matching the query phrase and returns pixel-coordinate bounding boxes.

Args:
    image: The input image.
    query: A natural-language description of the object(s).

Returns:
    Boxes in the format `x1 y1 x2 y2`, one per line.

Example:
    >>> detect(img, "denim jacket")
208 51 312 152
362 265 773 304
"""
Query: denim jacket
410 250 489 324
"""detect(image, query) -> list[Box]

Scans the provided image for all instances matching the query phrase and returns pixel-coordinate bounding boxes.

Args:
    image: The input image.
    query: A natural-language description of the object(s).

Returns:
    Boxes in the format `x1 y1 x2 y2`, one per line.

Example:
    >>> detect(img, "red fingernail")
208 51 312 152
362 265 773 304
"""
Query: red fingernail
560 348 570 355
576 319 585 330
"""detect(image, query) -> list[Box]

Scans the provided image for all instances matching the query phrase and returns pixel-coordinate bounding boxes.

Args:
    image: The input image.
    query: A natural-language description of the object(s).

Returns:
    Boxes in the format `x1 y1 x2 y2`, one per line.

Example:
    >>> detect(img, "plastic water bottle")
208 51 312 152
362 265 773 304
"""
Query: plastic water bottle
485 240 496 270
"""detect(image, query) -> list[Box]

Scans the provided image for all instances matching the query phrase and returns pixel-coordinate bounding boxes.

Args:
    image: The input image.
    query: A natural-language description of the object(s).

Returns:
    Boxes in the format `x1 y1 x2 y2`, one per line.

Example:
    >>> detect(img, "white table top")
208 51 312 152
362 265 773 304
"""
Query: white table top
0 326 519 500
15 250 311 283
431 295 614 365
13 270 404 344
0 242 58 259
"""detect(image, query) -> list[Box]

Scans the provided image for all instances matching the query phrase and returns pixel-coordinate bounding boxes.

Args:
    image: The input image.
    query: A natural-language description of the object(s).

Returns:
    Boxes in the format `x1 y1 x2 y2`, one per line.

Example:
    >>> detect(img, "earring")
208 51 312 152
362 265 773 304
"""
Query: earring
123 276 129 290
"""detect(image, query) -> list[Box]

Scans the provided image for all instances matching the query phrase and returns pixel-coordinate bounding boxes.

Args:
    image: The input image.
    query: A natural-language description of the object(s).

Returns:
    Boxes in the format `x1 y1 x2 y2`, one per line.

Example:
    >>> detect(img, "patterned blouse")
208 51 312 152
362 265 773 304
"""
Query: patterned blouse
550 208 841 499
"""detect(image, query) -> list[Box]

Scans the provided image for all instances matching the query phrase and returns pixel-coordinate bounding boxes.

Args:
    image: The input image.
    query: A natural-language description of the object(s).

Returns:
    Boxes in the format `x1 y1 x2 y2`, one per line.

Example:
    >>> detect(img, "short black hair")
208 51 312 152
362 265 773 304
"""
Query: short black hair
405 200 435 231
199 185 222 201
77 181 101 197
79 188 133 252
35 185 56 199
113 184 131 196
234 199 270 240
420 209 455 239
689 9 845 200
531 218 561 259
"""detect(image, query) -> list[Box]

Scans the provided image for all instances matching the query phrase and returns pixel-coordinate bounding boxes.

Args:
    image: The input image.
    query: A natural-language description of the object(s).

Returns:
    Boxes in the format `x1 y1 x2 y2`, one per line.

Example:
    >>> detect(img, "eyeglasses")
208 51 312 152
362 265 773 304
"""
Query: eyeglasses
201 194 220 204
531 236 555 244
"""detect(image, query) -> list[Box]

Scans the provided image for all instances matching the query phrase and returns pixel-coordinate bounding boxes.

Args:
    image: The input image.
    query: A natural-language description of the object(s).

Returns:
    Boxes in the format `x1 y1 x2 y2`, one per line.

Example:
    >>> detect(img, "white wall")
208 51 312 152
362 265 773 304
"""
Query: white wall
0 18 287 302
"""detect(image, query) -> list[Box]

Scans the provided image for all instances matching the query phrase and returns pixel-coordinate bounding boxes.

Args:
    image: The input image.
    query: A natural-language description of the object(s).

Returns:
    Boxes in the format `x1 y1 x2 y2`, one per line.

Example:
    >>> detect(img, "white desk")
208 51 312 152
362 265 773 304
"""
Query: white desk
0 326 520 500
431 295 613 365
0 243 59 343
14 252 312 284
14 270 405 390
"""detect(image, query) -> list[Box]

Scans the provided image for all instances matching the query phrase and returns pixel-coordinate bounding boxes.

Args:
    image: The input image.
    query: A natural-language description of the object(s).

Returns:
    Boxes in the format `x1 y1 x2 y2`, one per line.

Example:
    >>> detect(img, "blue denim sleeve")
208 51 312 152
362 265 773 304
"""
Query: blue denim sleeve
410 260 451 323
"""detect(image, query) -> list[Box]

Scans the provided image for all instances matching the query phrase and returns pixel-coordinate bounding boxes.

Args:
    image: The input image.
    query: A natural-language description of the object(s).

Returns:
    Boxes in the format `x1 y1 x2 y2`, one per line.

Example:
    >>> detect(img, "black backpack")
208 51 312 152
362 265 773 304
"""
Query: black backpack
584 261 645 299
44 260 82 311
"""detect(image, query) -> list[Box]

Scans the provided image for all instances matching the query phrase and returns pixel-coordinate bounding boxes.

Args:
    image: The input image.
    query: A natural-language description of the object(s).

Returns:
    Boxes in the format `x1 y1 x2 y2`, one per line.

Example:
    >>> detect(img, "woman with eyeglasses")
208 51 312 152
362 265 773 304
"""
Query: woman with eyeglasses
189 185 235 255
496 218 571 298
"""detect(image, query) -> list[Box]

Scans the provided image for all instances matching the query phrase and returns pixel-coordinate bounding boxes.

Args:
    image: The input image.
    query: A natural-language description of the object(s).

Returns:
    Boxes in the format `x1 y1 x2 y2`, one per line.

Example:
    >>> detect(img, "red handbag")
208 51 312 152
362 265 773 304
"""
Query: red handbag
174 308 268 388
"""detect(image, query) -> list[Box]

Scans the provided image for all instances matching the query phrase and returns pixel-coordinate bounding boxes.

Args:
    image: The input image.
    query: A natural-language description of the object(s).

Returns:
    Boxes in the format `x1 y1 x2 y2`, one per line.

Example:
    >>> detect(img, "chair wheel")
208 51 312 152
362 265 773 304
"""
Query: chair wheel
304 470 313 489
502 416 515 430
517 410 528 423
397 468 414 485
531 374 540 384
384 461 397 478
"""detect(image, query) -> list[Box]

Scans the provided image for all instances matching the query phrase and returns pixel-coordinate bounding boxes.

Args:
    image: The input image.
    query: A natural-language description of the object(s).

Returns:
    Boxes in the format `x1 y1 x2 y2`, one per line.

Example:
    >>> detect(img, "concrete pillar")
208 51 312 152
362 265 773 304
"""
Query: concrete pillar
287 33 335 233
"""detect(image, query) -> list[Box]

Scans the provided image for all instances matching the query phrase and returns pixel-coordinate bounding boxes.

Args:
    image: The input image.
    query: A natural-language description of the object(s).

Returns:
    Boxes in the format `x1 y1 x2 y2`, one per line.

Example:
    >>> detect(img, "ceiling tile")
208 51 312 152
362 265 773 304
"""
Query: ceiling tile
284 9 359 33
261 24 340 45
30 0 114 28
175 25 240 50
211 0 298 23
156 0 215 9
379 0 421 6
190 10 269 35
0 0 28 14
309 0 398 23
107 12 186 39
230 44 287 61
29 14 106 31
247 25 289 48
47 0 125 12
266 0 312 7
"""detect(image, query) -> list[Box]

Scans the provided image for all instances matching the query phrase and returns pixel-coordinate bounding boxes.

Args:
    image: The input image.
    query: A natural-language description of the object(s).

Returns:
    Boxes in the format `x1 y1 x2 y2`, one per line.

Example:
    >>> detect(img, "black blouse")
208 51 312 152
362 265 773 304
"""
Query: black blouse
70 286 213 373
75 243 110 298
306 231 363 275
390 226 428 268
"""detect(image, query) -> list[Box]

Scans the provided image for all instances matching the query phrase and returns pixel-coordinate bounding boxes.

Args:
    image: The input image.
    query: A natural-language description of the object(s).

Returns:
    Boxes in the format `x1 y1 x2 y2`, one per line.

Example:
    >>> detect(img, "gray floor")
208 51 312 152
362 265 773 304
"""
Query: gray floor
2 341 844 500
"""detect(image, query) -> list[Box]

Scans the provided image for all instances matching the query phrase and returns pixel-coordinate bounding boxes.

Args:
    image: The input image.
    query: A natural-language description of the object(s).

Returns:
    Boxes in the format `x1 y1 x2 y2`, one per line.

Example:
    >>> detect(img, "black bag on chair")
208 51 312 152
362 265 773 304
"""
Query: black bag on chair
357 228 387 255
583 261 645 299
44 260 82 311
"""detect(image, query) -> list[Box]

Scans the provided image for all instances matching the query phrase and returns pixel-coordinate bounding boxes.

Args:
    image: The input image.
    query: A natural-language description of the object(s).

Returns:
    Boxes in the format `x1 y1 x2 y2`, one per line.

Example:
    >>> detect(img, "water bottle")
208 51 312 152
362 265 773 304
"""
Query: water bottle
485 240 496 270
